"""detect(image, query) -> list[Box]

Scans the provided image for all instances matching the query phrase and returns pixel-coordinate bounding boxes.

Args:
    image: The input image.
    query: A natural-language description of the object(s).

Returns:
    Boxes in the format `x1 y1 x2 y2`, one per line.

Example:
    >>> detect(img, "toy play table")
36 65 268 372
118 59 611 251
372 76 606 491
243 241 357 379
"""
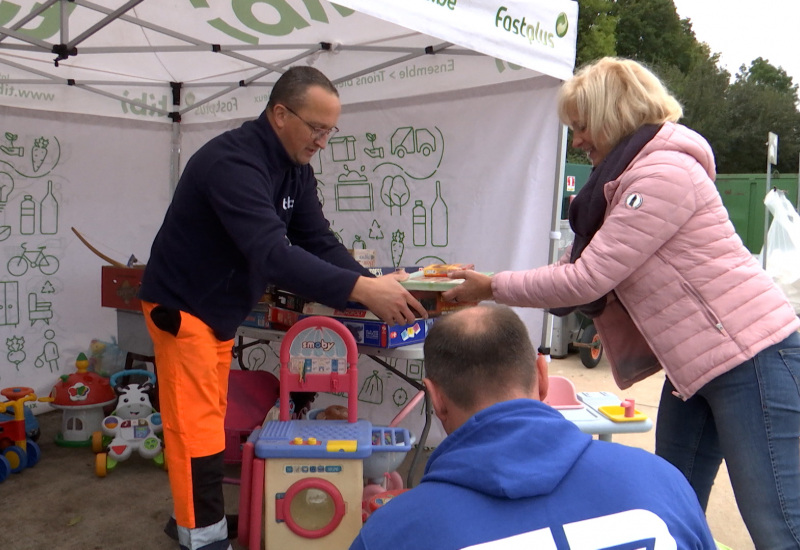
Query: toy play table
560 391 653 442
235 325 430 488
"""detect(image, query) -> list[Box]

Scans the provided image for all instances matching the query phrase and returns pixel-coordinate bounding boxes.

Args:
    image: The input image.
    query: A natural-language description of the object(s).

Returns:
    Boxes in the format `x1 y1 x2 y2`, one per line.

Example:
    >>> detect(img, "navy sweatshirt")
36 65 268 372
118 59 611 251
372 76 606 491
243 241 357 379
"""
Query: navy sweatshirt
139 110 369 340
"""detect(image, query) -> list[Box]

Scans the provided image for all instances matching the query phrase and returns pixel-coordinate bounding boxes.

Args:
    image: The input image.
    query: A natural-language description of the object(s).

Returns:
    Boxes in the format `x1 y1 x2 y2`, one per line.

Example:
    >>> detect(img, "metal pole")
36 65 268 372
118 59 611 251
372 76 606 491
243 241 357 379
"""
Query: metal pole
763 164 772 270
763 132 778 270
541 124 569 354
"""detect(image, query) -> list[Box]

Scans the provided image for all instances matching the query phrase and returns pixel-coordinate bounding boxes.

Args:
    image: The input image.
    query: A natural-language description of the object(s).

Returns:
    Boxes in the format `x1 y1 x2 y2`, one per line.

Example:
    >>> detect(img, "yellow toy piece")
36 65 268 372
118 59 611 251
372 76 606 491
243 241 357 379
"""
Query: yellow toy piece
598 399 648 423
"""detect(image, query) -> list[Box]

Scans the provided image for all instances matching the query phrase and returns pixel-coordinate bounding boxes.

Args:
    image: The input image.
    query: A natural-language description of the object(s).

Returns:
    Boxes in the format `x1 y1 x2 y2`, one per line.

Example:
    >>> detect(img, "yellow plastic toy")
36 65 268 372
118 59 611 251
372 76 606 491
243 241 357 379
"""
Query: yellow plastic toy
598 399 648 423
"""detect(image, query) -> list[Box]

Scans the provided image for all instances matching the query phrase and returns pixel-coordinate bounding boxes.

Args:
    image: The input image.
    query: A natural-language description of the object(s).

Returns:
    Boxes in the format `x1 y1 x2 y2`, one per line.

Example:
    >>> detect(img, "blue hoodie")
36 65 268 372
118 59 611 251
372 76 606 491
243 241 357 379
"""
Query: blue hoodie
351 399 716 550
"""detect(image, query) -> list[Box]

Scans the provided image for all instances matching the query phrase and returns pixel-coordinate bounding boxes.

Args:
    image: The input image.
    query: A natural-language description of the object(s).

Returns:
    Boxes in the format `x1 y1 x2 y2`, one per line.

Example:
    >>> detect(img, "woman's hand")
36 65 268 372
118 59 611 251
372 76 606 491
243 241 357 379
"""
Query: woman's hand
441 270 494 303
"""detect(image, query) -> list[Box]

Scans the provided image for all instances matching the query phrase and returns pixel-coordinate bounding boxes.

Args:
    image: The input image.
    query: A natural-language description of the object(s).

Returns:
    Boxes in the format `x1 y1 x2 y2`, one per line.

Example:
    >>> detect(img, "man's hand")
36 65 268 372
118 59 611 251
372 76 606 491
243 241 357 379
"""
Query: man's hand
350 272 428 325
441 270 494 303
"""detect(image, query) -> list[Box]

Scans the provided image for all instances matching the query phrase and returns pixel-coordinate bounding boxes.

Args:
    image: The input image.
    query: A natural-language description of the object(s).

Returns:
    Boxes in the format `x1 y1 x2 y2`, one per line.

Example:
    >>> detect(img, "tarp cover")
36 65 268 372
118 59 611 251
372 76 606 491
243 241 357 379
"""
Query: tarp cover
0 0 578 121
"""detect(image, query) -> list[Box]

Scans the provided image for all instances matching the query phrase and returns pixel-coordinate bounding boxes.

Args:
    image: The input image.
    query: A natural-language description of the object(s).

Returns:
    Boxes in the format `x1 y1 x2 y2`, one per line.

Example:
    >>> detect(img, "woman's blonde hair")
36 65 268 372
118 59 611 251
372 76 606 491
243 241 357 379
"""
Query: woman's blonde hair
557 57 683 150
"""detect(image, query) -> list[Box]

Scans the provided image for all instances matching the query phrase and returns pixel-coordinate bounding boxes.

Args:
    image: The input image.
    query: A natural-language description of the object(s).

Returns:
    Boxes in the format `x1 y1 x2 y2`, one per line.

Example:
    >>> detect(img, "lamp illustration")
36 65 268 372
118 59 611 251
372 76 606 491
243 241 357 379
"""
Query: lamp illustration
0 172 13 240
0 171 14 211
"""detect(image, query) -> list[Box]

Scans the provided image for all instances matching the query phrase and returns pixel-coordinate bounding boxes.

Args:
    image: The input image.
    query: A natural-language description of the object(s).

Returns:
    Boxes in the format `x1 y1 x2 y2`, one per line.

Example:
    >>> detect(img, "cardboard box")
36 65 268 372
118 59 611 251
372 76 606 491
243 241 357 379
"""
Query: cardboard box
409 290 477 316
367 266 421 277
101 265 145 311
270 289 311 313
350 248 376 268
302 316 434 348
241 309 272 329
301 302 380 320
268 306 301 330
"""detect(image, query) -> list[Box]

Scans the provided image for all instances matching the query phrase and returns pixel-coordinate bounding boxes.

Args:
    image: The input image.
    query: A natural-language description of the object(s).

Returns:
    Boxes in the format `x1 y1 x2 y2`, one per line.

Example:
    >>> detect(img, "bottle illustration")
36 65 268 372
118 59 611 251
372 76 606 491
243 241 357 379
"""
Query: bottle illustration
412 200 427 246
20 194 36 235
40 180 58 235
430 180 448 247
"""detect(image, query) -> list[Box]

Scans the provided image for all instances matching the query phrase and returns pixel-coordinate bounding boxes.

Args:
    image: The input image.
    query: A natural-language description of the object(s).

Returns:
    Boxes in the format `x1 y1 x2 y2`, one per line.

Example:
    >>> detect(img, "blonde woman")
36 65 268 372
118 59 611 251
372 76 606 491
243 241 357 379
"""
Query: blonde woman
445 57 800 549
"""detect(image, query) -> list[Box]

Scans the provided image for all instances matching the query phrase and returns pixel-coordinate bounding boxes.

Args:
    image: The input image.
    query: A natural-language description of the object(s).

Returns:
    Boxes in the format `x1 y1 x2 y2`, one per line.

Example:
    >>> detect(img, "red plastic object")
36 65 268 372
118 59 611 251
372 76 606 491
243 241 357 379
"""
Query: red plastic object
275 477 346 538
223 370 279 464
368 489 409 513
237 441 255 546
49 362 116 407
543 375 582 410
0 387 34 400
621 399 636 418
278 316 360 423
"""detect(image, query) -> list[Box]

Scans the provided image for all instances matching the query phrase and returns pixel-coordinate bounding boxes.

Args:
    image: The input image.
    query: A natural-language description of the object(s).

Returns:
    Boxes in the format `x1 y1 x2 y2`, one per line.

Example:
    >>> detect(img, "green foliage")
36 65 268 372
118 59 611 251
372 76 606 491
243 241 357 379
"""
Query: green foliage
614 0 698 73
575 0 617 69
571 0 800 173
736 58 799 102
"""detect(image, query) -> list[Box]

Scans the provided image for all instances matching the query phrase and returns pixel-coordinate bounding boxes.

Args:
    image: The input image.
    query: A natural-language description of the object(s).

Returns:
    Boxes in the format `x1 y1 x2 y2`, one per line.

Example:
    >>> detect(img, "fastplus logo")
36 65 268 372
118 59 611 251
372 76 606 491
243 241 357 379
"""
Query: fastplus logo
494 7 570 48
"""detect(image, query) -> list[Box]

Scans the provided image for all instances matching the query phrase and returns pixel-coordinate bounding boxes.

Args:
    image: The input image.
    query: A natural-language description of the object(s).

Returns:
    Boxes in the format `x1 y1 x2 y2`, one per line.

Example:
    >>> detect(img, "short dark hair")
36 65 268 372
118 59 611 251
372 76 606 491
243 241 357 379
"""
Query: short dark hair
267 66 338 111
423 305 537 409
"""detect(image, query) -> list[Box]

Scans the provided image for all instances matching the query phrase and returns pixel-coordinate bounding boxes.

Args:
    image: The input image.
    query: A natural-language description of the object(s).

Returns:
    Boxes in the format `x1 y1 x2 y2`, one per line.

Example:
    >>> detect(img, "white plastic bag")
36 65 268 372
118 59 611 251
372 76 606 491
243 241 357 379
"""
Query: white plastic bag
763 189 800 313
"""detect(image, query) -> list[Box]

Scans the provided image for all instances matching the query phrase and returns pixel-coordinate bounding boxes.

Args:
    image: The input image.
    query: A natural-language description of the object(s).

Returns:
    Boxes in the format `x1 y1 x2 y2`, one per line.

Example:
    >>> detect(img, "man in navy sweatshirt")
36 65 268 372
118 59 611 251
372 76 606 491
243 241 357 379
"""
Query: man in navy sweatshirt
139 66 426 550
351 305 717 550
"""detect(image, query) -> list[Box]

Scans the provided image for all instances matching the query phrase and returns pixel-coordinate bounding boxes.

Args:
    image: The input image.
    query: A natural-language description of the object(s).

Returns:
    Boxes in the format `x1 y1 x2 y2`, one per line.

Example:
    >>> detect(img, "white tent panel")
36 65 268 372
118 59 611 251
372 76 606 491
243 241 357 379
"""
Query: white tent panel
0 0 577 121
333 0 578 80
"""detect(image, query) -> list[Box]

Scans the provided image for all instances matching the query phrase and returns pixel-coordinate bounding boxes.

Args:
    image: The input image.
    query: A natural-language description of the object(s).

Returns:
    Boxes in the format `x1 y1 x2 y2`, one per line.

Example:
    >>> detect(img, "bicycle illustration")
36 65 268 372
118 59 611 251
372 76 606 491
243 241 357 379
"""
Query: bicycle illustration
7 243 59 276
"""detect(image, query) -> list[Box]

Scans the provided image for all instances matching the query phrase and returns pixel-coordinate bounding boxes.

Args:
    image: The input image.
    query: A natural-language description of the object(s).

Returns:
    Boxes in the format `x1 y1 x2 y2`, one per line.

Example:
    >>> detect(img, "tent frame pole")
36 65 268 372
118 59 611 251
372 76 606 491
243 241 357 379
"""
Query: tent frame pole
540 123 569 354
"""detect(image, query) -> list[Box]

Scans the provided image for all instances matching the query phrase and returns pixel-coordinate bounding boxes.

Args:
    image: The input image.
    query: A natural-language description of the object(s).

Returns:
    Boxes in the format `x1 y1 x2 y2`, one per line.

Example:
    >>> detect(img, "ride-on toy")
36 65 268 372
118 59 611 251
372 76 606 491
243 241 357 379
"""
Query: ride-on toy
0 387 44 483
92 369 164 477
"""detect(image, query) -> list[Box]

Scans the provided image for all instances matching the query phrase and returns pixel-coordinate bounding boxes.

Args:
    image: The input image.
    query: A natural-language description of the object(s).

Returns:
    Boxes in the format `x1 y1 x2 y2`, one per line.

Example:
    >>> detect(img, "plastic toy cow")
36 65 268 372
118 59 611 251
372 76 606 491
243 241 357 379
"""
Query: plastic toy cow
93 369 164 477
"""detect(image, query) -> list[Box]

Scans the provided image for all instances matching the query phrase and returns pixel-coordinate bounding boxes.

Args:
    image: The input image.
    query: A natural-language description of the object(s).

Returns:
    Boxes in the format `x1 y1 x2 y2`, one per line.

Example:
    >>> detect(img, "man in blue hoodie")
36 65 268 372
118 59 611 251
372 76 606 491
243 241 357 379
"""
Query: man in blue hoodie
351 305 717 550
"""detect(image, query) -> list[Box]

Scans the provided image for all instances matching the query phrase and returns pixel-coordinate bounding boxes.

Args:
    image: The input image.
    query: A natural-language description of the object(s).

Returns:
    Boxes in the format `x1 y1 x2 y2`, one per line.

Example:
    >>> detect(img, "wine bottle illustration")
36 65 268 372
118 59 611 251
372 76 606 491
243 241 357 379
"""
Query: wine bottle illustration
20 194 35 235
40 180 58 235
412 200 427 246
430 180 448 247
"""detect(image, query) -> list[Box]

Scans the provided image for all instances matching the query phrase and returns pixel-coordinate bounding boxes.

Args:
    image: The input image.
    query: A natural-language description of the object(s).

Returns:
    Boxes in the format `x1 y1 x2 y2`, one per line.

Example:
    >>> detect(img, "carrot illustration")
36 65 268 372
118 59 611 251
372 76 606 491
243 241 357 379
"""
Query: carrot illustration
32 137 49 172
391 229 405 267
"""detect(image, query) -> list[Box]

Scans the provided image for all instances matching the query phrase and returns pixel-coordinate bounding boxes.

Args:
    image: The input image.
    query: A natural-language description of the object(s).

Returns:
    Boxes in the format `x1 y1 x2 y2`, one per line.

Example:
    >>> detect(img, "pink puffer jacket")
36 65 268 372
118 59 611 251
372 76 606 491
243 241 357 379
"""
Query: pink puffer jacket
492 123 800 398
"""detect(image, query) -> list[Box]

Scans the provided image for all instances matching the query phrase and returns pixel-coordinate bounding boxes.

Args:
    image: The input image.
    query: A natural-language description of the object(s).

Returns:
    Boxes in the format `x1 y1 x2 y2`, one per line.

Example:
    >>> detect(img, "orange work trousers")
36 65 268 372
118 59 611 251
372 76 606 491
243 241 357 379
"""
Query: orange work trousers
141 301 233 531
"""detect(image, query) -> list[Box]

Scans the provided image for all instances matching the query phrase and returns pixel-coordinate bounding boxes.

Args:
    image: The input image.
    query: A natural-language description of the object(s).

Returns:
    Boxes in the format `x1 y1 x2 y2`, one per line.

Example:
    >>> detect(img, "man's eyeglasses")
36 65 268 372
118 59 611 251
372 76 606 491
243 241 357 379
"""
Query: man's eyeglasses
283 105 339 141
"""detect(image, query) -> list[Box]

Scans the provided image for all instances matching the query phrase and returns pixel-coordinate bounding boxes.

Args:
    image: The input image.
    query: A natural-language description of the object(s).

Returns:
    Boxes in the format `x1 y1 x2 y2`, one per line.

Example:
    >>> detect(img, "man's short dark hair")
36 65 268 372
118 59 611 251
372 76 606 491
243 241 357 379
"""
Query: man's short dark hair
267 66 338 111
423 305 537 409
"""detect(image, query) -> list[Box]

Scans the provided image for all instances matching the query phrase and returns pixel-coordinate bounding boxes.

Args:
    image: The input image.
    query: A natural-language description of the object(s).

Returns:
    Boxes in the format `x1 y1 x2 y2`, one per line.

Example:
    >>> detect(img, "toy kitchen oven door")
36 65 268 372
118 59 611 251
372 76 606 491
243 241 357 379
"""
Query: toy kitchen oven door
258 316 368 549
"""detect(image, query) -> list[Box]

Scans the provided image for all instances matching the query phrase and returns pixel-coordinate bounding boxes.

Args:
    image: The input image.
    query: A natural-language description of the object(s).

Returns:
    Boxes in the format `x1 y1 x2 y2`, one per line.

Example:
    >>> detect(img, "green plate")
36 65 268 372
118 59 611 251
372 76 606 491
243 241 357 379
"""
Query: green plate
398 271 491 291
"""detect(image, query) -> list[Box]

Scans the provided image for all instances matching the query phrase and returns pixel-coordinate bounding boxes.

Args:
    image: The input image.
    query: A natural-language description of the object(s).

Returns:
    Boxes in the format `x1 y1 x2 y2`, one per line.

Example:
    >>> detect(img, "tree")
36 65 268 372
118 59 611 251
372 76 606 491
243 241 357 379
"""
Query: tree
658 51 733 170
614 0 699 73
575 0 617 69
739 57 798 102
723 63 800 173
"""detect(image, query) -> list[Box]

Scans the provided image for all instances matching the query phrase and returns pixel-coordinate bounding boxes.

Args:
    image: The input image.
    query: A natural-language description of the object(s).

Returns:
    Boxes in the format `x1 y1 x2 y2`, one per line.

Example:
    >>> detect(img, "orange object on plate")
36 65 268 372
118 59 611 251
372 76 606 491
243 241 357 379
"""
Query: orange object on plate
422 263 474 277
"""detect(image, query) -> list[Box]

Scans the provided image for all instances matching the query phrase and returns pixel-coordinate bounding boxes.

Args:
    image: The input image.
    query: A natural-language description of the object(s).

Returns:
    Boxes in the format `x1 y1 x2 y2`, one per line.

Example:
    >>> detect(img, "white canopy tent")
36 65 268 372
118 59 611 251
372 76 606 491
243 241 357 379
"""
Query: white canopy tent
0 0 577 441
0 1 576 118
